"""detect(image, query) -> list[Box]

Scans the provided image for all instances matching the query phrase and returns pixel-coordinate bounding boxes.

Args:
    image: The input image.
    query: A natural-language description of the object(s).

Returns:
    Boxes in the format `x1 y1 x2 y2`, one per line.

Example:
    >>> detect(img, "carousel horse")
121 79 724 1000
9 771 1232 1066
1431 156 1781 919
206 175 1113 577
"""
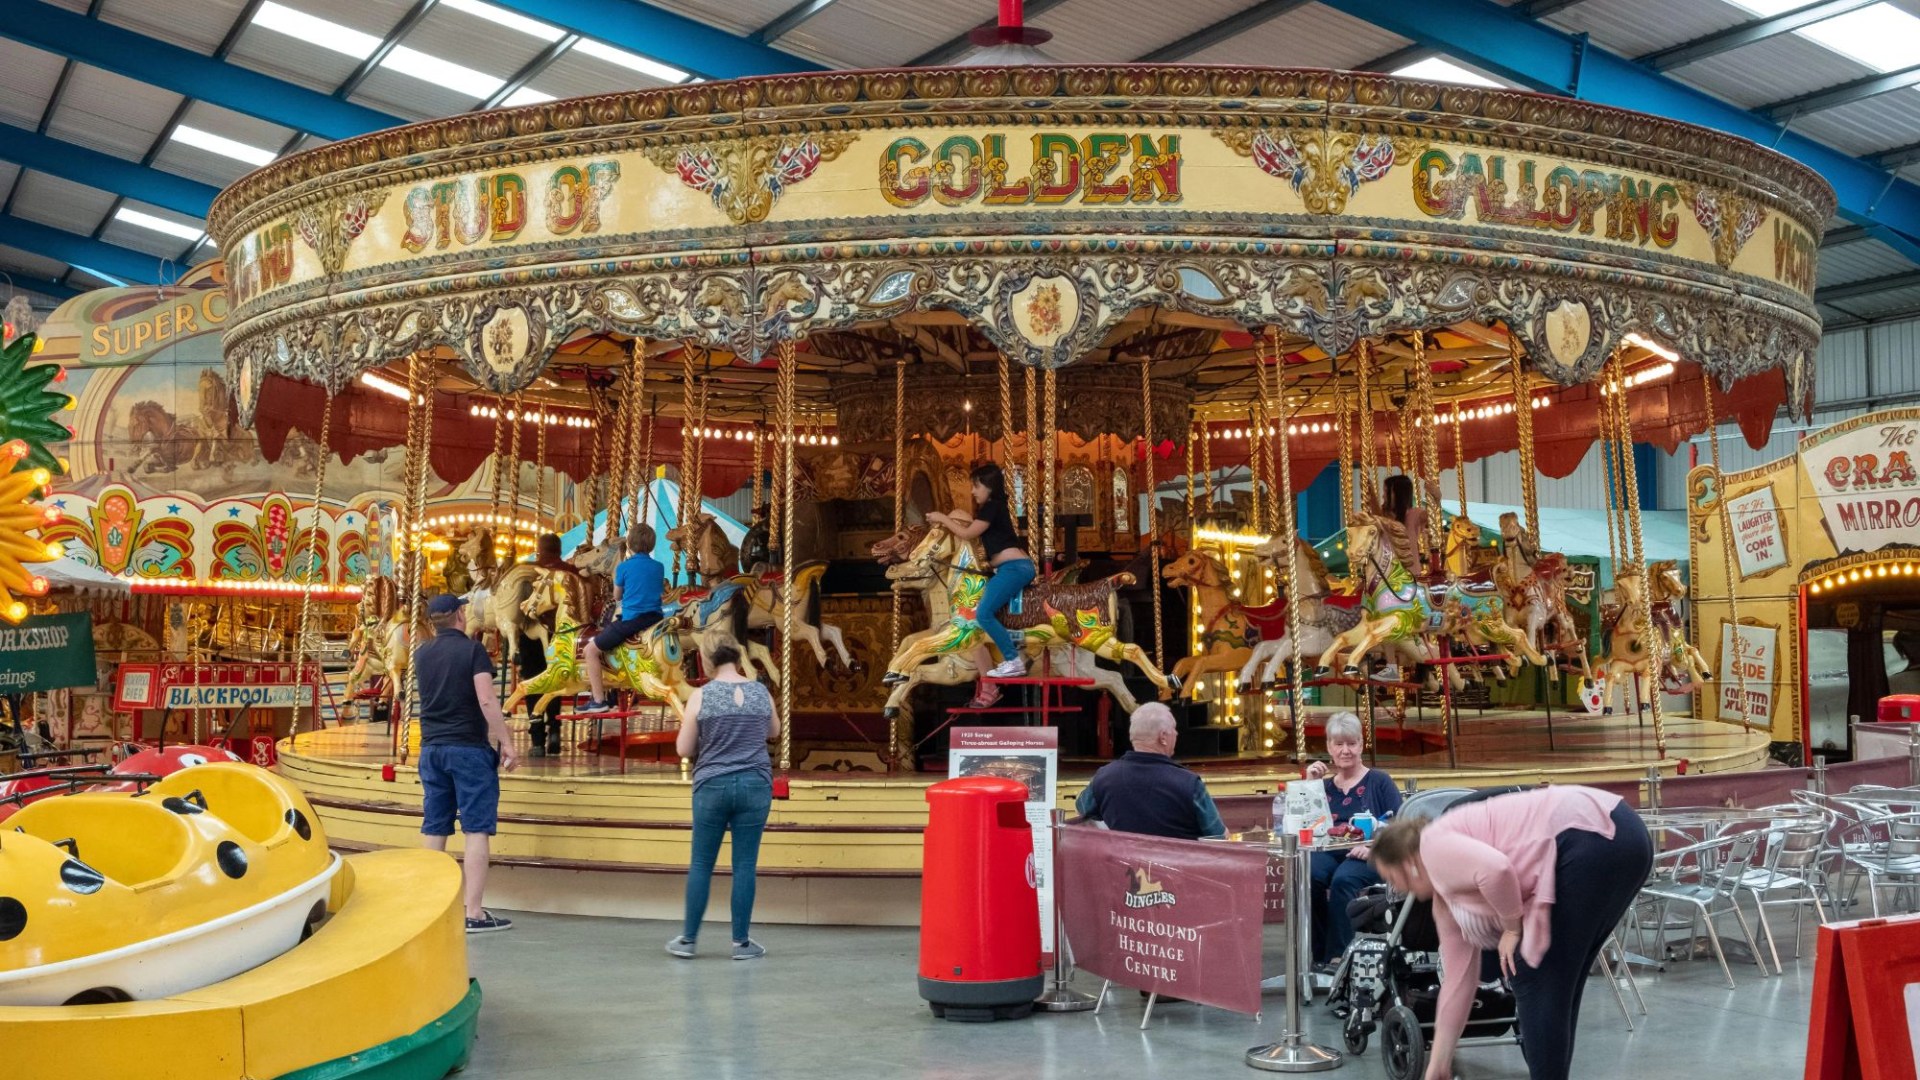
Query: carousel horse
1649 559 1710 692
868 530 1155 724
1158 548 1255 698
1491 513 1593 682
474 562 548 670
457 529 498 585
668 512 743 585
1236 536 1365 692
668 511 853 670
1600 569 1656 715
342 576 400 699
1314 514 1453 684
875 521 1177 702
1442 515 1500 581
505 570 695 718
659 580 780 687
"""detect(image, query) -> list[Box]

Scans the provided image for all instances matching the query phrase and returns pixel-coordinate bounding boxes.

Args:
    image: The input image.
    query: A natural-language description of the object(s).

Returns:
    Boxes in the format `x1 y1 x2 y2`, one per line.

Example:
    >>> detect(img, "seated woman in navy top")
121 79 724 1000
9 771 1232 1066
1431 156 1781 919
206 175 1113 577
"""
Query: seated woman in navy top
1302 710 1403 969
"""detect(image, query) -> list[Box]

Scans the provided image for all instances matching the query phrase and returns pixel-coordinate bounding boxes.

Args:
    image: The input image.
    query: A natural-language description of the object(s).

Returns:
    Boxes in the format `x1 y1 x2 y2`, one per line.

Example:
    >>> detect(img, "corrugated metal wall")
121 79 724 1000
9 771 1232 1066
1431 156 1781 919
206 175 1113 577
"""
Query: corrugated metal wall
1645 316 1920 509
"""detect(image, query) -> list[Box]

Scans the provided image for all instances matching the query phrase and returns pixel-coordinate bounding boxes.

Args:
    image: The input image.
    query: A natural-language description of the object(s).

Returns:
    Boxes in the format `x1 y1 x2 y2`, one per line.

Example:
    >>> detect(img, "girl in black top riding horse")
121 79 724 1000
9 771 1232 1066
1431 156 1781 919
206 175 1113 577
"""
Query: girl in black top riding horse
926 463 1036 708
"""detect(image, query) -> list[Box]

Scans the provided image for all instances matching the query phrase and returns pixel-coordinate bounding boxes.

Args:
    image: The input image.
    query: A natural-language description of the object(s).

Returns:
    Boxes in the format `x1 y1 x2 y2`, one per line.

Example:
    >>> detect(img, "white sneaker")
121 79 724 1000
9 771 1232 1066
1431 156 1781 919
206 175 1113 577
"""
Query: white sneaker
1371 665 1402 683
986 658 1027 678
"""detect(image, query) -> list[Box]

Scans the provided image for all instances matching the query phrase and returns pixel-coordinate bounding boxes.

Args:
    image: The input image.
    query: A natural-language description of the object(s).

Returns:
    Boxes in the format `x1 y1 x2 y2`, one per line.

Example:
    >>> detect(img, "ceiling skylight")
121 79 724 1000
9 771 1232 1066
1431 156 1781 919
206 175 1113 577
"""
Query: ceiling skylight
1393 57 1504 89
1723 0 1920 75
115 208 206 242
1796 4 1920 74
573 38 691 83
170 125 276 167
382 46 505 98
251 1 380 59
252 2 508 98
439 0 565 43
501 86 557 107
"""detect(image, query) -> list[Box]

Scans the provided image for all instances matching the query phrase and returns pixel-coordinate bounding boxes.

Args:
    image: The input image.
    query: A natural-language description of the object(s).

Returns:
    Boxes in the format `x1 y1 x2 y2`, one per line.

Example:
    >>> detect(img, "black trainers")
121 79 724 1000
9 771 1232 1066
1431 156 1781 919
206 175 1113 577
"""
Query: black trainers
466 910 513 934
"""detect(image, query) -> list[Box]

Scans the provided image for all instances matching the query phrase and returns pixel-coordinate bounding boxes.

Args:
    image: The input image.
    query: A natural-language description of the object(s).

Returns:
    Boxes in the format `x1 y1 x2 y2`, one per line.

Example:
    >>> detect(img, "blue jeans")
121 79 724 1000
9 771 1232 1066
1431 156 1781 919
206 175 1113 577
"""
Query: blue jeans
684 771 773 942
975 558 1036 662
1311 851 1382 963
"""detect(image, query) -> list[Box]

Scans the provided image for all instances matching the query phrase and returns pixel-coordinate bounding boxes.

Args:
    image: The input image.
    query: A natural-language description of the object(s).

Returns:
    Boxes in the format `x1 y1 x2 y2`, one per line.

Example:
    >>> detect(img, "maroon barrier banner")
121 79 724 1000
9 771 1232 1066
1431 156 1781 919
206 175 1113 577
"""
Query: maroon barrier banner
1056 826 1268 1015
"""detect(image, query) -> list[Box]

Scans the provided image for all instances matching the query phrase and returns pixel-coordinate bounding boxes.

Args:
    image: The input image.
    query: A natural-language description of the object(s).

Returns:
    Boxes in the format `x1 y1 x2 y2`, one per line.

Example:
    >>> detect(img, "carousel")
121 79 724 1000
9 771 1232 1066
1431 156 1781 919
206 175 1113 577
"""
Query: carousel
206 39 1826 921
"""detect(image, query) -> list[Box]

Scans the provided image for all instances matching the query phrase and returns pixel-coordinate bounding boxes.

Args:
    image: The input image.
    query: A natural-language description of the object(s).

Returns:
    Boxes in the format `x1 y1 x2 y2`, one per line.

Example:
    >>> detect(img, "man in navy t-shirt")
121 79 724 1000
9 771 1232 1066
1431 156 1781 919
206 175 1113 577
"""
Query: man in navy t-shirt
1074 703 1225 840
414 593 518 933
580 525 666 712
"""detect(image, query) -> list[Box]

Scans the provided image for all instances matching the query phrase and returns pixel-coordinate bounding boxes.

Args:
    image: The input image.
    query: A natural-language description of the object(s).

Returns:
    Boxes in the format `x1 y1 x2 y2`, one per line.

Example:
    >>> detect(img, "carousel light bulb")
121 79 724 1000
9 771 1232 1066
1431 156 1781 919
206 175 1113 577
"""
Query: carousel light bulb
43 542 61 559
4 601 25 622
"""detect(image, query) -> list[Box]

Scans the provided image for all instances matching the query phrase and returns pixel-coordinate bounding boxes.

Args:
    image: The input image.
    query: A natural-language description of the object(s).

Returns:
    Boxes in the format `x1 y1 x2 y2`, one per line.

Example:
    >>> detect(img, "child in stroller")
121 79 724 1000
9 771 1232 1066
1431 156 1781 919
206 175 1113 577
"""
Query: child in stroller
1325 786 1532 1080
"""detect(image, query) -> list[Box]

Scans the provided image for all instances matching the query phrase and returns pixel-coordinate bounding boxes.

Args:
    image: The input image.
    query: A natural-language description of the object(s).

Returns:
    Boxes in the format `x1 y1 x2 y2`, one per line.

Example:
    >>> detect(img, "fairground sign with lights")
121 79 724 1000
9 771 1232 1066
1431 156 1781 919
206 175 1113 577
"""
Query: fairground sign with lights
1689 409 1920 757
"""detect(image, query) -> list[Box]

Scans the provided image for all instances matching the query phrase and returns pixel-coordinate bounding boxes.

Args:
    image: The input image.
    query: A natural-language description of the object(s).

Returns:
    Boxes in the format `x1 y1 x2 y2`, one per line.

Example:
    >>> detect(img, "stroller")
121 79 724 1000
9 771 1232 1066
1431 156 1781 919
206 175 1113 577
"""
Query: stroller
1324 785 1531 1080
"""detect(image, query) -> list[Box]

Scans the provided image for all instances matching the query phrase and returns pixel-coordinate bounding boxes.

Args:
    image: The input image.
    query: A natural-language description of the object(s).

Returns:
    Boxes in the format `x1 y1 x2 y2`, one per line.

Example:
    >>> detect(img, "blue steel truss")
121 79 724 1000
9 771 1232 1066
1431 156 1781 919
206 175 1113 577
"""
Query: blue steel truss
485 0 822 80
0 121 219 220
0 215 181 286
0 0 405 141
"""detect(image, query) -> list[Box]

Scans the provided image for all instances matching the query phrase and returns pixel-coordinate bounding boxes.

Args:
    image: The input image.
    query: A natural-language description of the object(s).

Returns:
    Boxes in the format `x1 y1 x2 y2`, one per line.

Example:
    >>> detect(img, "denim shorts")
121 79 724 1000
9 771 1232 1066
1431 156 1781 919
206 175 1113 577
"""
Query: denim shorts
418 743 501 836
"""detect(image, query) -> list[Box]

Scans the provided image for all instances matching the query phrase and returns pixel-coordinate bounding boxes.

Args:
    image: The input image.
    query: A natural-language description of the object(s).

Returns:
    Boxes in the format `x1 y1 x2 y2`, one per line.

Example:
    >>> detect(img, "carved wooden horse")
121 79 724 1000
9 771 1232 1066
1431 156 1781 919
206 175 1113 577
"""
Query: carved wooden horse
671 512 853 669
1161 548 1256 699
877 522 1177 700
1649 559 1710 691
506 570 694 717
1315 514 1443 680
1237 536 1364 691
869 526 1161 724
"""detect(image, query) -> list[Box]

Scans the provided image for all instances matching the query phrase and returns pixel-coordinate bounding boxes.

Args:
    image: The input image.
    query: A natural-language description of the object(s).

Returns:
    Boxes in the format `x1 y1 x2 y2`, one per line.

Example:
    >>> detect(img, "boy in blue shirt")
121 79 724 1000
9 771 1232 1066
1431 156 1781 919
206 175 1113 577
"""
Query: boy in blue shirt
580 525 666 712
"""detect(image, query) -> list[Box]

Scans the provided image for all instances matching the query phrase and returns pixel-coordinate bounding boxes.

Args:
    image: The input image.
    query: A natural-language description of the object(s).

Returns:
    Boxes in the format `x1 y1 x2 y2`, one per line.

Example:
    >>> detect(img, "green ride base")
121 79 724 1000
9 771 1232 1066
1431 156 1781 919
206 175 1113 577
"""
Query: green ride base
276 980 482 1080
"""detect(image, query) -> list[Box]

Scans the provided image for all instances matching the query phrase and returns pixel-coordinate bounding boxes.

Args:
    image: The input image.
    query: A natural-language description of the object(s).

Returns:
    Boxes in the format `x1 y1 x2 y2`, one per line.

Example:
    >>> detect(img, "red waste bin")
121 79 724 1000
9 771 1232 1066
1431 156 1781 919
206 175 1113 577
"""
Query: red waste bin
918 776 1043 1021
1880 695 1920 722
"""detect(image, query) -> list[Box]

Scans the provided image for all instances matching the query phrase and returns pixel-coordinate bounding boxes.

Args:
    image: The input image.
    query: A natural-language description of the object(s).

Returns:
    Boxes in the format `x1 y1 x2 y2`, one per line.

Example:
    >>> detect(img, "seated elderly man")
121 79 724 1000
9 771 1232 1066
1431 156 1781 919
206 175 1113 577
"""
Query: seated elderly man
1074 703 1225 840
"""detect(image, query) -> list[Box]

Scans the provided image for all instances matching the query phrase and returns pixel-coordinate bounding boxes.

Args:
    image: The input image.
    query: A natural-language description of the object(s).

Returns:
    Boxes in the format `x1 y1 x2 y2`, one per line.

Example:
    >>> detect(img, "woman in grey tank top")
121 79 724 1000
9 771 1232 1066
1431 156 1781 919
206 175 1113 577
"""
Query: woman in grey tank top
667 639 780 961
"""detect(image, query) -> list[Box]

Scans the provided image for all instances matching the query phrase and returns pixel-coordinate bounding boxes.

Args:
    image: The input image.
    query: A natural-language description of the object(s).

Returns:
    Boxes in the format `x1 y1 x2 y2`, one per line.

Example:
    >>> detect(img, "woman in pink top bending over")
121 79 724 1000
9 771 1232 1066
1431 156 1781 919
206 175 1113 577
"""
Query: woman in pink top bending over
1368 786 1653 1080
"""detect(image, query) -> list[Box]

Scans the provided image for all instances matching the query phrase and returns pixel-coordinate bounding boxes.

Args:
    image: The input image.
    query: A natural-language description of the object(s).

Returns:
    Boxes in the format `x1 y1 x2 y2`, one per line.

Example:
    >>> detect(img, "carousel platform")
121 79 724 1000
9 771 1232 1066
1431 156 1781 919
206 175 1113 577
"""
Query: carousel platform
278 709 1768 927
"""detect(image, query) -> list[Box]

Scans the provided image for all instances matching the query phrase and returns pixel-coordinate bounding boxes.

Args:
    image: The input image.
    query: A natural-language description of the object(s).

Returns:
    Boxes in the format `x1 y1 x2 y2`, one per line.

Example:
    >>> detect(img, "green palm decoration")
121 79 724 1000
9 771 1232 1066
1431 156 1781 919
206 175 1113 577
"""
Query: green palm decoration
0 333 72 475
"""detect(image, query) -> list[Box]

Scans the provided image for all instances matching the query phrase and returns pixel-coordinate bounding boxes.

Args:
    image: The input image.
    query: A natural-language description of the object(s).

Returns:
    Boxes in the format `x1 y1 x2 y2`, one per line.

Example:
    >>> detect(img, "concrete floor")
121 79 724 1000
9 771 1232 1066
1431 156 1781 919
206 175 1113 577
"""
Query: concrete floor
462 911 1817 1080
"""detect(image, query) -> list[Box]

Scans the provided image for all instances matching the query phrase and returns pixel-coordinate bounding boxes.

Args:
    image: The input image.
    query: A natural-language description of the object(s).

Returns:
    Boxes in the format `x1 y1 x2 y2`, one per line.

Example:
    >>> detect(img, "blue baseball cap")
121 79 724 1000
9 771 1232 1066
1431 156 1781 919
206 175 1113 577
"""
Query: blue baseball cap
426 594 468 616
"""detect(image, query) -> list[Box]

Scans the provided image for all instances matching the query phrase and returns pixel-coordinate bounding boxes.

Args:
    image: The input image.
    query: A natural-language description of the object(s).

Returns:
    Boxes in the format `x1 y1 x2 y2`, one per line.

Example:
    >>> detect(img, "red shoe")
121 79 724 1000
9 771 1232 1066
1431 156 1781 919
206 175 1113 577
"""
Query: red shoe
968 682 1002 708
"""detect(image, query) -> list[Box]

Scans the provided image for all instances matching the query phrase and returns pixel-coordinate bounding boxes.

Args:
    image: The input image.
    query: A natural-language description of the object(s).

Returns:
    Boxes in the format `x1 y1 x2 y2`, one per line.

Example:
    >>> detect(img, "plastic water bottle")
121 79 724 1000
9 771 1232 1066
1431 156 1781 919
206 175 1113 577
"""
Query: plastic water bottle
1272 794 1285 833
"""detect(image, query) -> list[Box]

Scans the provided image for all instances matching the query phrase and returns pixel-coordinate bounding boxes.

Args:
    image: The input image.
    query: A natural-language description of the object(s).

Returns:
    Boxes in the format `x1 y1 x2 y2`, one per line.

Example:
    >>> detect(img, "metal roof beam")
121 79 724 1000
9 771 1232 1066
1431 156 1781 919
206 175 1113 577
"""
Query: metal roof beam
481 0 821 79
1817 268 1920 304
1640 0 1878 72
0 121 218 220
754 0 838 44
3 274 81 302
1822 224 1870 246
338 0 443 101
1516 0 1586 18
1358 44 1433 72
0 215 180 284
1135 0 1315 63
1764 63 1920 119
907 0 1072 67
482 33 579 110
0 0 404 141
1880 140 1920 170
1318 0 1920 265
